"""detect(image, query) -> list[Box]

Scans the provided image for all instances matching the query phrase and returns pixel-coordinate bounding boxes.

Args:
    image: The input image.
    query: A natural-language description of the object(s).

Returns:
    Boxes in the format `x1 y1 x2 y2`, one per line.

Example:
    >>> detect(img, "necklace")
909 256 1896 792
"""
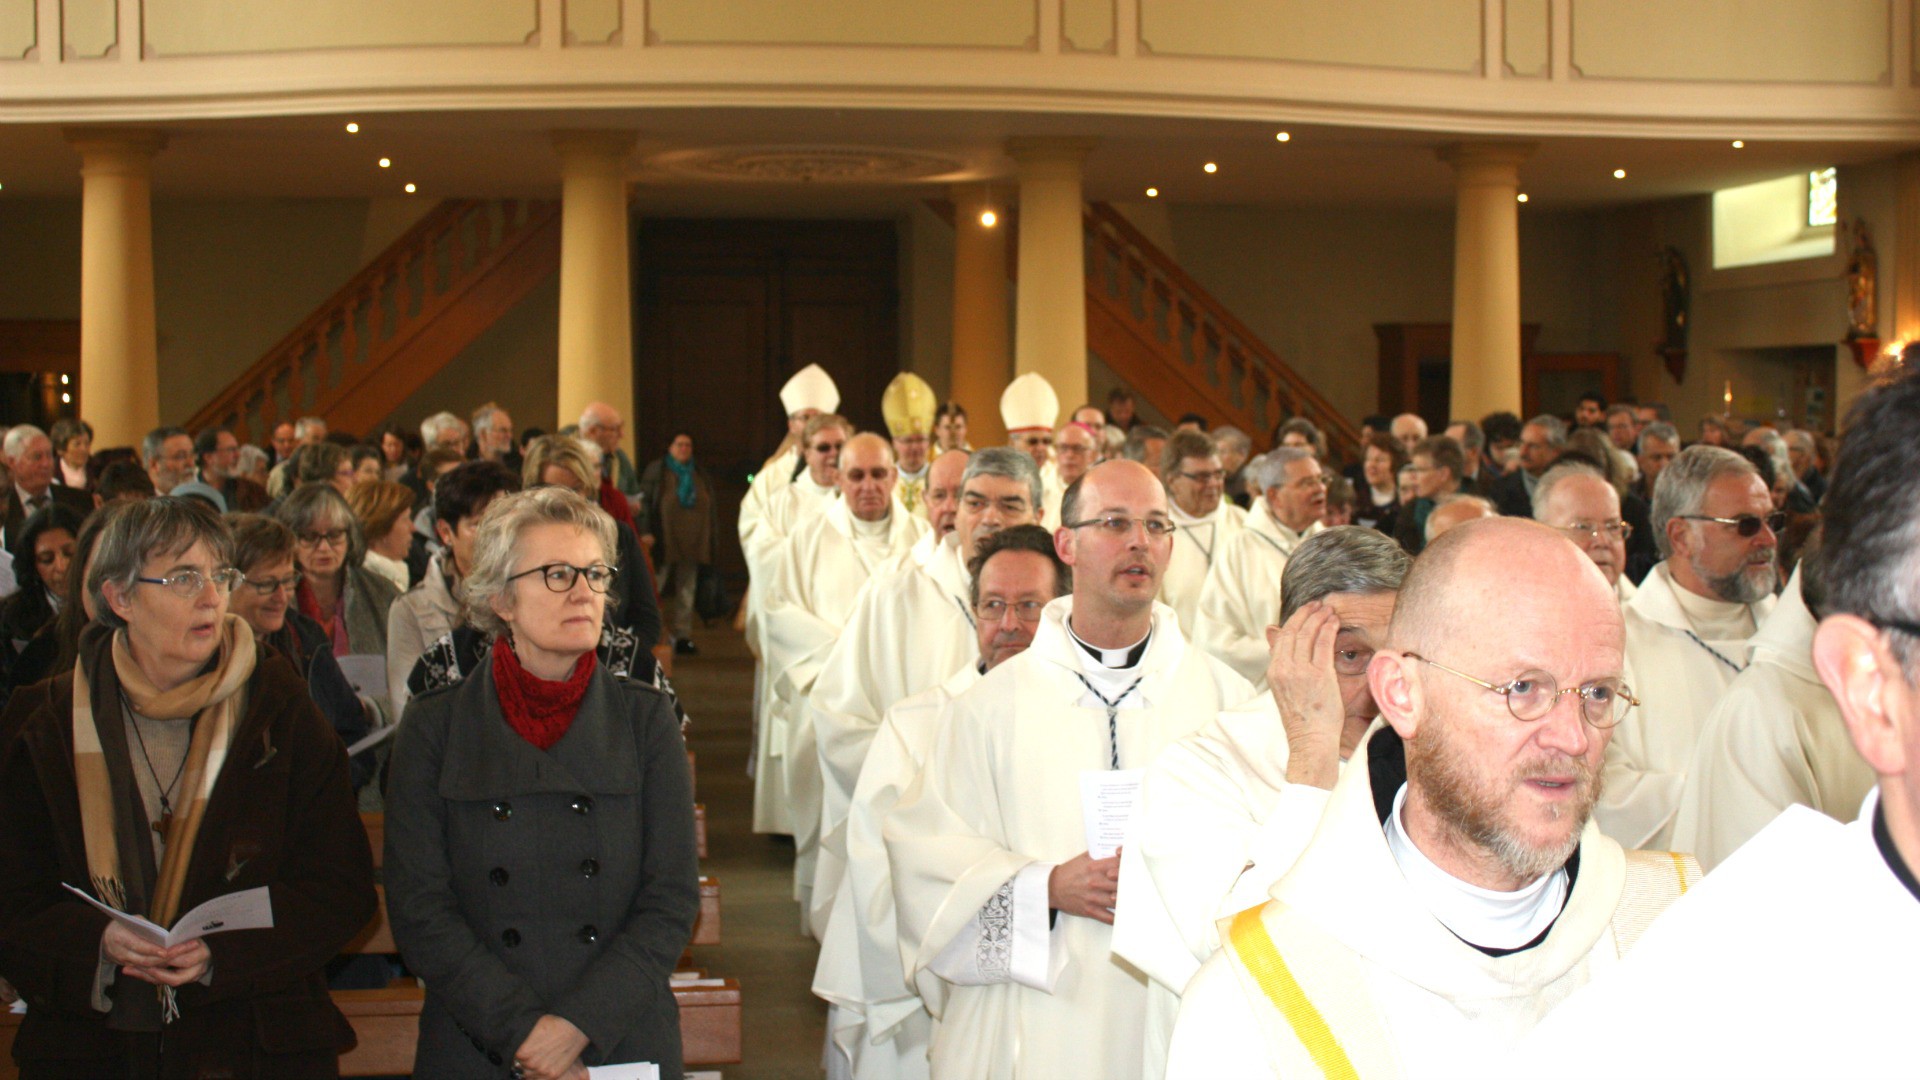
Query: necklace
121 691 191 837
1074 673 1143 770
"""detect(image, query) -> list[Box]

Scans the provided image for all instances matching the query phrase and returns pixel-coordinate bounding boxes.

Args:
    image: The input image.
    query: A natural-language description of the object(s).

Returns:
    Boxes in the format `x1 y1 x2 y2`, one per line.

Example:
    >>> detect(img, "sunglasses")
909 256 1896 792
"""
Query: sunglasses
1677 512 1786 538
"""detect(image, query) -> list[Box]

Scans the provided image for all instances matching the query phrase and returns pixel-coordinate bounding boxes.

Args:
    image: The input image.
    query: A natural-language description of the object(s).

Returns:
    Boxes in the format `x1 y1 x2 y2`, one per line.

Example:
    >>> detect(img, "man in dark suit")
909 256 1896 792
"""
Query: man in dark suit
1488 414 1566 518
2 424 94 548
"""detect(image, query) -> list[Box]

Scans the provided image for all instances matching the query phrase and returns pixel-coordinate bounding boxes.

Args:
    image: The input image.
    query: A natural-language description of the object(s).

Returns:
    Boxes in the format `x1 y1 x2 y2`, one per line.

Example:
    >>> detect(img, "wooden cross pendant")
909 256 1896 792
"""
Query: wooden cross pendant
152 809 173 836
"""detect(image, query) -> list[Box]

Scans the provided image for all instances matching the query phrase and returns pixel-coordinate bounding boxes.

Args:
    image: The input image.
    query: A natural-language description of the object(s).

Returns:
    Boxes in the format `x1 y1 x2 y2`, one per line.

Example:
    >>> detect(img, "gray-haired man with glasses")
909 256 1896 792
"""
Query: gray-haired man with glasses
1601 444 1780 850
1533 459 1638 604
1158 430 1248 637
1168 516 1696 1080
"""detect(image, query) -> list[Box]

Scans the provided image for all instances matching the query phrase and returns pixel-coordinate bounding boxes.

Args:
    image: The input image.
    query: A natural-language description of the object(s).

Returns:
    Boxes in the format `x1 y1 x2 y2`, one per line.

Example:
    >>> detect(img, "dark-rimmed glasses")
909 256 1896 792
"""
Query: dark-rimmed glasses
975 598 1047 624
1404 652 1637 728
294 528 349 549
1677 512 1784 538
135 568 246 598
240 571 303 596
506 562 618 593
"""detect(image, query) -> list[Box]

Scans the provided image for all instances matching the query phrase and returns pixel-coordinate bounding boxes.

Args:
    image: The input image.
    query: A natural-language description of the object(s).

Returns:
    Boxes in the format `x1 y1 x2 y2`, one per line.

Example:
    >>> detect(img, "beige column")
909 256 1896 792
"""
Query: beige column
553 130 637 455
950 183 1012 447
67 129 166 448
1894 151 1920 345
1440 142 1535 421
1008 138 1096 414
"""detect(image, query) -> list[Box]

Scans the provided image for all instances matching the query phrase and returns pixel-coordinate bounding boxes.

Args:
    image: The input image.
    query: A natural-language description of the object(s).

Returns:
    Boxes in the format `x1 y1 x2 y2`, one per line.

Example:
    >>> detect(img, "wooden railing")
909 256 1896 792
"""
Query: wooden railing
185 198 561 442
1083 202 1362 462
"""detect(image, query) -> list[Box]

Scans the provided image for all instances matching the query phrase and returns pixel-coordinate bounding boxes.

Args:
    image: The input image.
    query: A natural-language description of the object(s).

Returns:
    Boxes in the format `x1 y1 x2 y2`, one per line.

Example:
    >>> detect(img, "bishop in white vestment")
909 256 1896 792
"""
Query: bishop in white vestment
1158 430 1247 636
1002 372 1061 525
1194 448 1329 686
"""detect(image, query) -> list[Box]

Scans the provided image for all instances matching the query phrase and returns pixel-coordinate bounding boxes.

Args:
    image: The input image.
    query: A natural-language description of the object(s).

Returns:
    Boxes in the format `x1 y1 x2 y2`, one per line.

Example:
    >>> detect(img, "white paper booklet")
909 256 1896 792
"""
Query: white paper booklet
63 884 274 948
587 1064 660 1080
1079 768 1145 860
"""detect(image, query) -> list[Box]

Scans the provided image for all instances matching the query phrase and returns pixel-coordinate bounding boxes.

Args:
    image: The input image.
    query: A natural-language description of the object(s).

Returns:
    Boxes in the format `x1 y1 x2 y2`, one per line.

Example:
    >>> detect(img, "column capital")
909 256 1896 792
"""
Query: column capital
1437 141 1537 175
64 128 168 168
1006 137 1098 171
551 129 640 163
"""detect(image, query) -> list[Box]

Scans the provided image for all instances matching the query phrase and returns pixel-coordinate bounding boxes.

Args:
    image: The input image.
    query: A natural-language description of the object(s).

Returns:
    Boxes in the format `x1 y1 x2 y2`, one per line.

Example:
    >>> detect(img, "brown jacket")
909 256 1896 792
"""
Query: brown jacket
0 648 376 1079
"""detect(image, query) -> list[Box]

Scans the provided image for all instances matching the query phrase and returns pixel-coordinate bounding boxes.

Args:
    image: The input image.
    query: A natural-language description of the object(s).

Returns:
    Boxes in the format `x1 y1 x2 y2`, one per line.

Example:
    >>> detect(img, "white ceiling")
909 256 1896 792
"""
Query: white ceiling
0 105 1907 215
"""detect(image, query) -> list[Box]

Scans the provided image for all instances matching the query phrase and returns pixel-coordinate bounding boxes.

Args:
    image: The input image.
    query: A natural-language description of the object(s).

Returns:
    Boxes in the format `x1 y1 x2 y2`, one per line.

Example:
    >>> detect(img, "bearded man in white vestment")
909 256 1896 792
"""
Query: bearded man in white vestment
807 449 1041 932
1532 461 1639 605
887 461 1253 1080
1601 445 1779 849
1505 367 1920 1080
763 432 927 901
1671 558 1872 870
1168 519 1697 1080
815 525 1070 1080
750 413 852 834
1158 430 1248 636
1194 447 1328 686
1115 527 1408 1078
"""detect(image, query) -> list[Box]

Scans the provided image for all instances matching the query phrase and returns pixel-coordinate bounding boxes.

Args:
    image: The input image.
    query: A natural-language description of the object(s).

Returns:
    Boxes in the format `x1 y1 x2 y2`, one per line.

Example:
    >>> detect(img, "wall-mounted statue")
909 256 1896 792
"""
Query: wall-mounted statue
1657 246 1689 383
1846 218 1877 340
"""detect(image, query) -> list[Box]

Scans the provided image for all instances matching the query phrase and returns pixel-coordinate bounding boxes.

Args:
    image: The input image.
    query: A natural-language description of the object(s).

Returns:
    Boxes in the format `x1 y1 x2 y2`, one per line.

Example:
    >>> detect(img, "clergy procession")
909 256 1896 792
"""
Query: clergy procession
738 358 1920 1080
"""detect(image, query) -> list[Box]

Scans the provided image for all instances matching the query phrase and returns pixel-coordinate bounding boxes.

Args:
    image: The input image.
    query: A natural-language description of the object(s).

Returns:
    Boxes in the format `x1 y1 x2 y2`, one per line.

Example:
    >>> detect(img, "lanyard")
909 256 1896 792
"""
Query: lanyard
1683 630 1748 675
1075 673 1143 770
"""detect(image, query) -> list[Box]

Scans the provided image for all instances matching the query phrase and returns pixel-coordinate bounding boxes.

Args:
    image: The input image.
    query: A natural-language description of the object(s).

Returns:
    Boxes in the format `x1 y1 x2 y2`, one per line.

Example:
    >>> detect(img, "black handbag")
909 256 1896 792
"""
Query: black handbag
694 564 729 624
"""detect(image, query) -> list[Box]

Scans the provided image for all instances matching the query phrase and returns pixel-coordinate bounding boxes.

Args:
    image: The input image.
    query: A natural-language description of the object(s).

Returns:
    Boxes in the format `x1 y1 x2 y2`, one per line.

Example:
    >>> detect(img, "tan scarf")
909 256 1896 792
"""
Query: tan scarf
72 615 255 1019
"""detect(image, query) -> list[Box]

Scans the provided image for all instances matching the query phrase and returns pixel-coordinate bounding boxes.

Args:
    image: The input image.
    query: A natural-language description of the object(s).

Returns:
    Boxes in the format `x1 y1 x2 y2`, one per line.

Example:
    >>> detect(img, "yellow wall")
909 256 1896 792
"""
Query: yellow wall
146 0 537 55
1571 0 1890 84
646 0 1036 48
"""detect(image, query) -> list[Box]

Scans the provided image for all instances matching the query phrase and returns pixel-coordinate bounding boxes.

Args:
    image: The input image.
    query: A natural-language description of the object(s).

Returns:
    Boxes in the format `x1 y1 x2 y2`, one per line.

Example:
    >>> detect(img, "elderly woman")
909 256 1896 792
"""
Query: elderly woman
386 487 698 1079
225 513 372 786
0 498 375 1076
276 483 401 662
346 479 417 593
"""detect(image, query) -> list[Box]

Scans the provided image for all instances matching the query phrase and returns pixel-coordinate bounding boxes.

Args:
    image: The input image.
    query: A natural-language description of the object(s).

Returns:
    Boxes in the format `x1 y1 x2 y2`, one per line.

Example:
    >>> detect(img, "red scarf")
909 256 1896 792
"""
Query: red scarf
490 636 597 751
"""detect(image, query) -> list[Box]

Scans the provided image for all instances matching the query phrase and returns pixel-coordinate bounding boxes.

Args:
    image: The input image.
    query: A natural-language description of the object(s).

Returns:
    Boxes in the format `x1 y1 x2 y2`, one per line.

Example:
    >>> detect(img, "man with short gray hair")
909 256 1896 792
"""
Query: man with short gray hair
1534 461 1636 602
1194 446 1326 685
1599 444 1780 849
469 402 518 471
1634 422 1680 502
141 426 196 497
1159 430 1248 636
419 411 471 457
579 401 640 503
292 415 328 446
2 423 92 548
1488 413 1567 517
1122 424 1168 469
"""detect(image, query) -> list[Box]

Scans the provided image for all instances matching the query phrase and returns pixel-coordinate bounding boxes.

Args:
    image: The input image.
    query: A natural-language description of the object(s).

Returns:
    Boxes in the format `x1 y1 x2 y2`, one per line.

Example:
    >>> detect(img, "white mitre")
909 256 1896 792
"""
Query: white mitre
999 372 1060 436
782 363 842 415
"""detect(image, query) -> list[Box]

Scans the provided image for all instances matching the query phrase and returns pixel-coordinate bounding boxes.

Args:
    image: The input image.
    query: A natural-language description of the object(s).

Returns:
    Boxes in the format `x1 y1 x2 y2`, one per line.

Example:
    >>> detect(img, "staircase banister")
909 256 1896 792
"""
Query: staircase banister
1084 203 1362 455
185 198 482 434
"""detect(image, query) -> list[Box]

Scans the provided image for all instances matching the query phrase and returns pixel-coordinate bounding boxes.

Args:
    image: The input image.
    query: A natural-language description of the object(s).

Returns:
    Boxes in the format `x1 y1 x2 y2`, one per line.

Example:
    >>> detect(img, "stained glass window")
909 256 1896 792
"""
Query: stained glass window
1808 167 1838 228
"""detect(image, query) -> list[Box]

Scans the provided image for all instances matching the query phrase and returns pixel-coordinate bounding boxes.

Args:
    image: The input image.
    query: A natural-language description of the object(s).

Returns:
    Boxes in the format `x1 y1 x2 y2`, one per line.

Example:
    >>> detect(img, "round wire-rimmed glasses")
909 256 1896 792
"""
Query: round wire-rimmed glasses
1403 652 1637 729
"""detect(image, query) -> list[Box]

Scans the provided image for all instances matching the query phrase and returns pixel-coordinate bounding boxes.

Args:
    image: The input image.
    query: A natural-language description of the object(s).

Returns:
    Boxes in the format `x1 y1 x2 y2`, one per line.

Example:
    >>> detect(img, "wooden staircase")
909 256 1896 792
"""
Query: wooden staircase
184 199 560 442
1082 202 1361 462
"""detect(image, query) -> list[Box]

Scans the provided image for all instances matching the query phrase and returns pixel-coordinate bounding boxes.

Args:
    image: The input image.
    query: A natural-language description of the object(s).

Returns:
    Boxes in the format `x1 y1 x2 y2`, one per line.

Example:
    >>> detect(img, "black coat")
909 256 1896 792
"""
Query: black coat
384 662 699 1078
266 610 376 789
1488 468 1534 518
0 648 377 1078
0 486 92 551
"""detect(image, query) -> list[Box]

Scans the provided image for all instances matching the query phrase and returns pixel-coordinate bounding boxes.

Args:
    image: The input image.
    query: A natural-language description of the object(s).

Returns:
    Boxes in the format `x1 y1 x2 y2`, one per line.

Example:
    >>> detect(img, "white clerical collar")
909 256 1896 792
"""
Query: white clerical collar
802 474 836 497
850 511 891 537
899 464 928 483
1171 502 1211 526
1066 617 1151 670
1384 784 1568 951
1669 575 1759 639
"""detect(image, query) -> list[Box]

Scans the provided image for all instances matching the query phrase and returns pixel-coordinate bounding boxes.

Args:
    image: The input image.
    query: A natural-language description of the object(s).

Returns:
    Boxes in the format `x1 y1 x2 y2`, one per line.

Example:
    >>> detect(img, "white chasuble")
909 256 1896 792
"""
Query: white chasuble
1167 724 1697 1080
808 533 977 936
765 500 927 909
1670 571 1871 871
1600 561 1775 850
1161 501 1248 637
1038 458 1063 529
747 473 839 834
1193 510 1324 687
1503 793 1918 1080
814 665 981 1080
886 599 1251 1080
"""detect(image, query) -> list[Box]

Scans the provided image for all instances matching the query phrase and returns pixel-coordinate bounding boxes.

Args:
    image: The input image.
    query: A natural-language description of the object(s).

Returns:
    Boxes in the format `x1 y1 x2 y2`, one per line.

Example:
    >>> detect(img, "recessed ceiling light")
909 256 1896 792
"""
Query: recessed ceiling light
979 210 997 228
345 122 360 134
60 374 69 384
60 392 71 404
1517 193 1529 203
1203 162 1218 174
378 157 392 169
1145 187 1159 198
1731 140 1745 149
404 182 417 193
1612 169 1627 179
1276 131 1291 142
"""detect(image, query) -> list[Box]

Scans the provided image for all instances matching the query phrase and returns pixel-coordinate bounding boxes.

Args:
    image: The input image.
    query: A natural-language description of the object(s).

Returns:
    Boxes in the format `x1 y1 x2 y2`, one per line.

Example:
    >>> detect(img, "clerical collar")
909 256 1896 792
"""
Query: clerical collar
1170 502 1210 526
899 464 928 483
1669 573 1759 639
1066 618 1151 670
849 511 891 537
1872 800 1920 906
1384 784 1569 952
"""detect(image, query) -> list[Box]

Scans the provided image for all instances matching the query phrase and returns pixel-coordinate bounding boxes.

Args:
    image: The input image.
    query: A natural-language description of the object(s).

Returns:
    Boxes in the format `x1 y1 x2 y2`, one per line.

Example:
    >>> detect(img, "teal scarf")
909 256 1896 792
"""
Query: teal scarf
665 457 697 509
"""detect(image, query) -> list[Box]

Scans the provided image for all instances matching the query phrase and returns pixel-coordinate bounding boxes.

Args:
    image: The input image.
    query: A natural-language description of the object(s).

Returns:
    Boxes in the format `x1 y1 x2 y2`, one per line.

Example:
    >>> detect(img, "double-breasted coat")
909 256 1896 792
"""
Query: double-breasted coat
384 659 699 1079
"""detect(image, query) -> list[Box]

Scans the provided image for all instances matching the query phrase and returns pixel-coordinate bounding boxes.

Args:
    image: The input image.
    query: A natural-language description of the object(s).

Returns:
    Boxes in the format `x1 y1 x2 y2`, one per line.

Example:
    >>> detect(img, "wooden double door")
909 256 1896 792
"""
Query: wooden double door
633 220 899 587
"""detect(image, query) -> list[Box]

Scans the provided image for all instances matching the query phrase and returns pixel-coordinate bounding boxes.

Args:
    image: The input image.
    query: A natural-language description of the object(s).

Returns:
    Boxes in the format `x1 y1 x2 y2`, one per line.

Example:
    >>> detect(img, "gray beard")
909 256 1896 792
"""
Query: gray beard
1413 723 1599 885
1700 557 1777 604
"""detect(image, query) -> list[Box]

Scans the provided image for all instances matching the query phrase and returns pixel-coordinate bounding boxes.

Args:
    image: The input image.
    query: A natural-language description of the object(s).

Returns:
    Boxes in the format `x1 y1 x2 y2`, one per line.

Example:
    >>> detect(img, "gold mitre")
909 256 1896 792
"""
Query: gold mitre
882 372 937 438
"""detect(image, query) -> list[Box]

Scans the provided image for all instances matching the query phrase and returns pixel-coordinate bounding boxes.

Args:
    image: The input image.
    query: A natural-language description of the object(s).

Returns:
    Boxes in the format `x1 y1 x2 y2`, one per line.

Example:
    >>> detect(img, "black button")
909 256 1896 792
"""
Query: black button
492 801 512 822
578 925 598 944
489 867 510 886
571 795 594 815
580 859 599 878
501 928 521 947
488 1050 502 1065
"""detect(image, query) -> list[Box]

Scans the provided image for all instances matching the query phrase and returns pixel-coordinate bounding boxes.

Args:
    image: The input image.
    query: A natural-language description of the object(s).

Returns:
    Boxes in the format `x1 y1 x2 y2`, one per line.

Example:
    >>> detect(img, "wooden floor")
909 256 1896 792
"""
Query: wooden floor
678 625 827 1080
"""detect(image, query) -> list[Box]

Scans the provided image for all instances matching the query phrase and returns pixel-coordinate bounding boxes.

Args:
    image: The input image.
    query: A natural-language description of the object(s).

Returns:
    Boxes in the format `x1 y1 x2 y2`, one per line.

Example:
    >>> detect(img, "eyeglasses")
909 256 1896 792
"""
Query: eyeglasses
1404 652 1637 728
811 441 845 455
1065 515 1177 538
295 528 349 549
240 571 303 596
506 562 618 593
134 567 246 598
1178 469 1227 485
1677 512 1784 538
975 598 1047 624
1554 520 1634 543
842 468 894 483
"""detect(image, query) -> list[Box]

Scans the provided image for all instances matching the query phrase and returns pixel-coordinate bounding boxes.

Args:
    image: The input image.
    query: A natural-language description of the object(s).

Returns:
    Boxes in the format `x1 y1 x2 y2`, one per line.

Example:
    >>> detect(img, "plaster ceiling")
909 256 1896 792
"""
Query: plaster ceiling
0 105 1907 216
